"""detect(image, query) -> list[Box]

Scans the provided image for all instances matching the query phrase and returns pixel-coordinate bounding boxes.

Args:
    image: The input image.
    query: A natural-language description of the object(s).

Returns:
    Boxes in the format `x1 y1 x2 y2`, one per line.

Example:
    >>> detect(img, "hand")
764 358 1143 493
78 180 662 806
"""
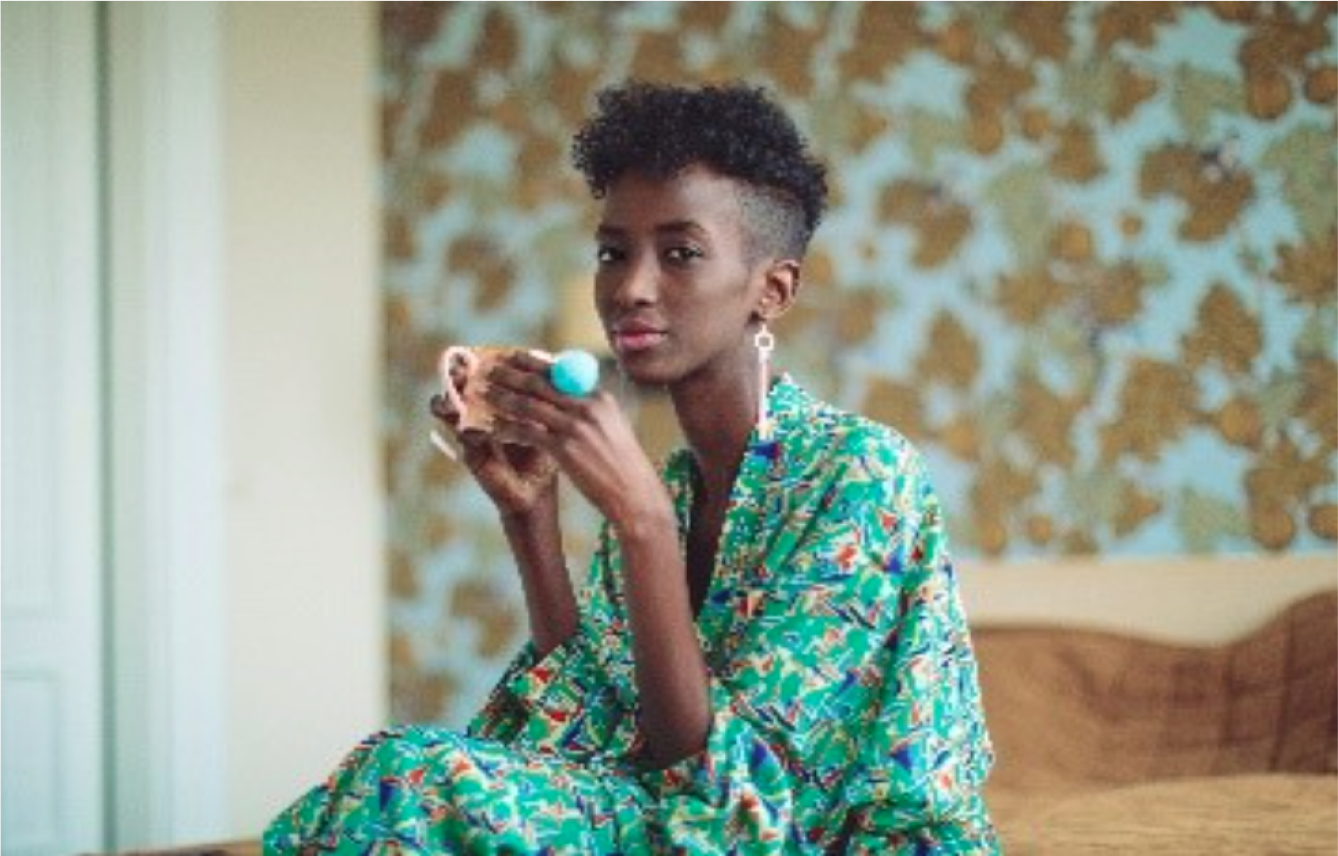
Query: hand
429 388 559 518
483 352 671 528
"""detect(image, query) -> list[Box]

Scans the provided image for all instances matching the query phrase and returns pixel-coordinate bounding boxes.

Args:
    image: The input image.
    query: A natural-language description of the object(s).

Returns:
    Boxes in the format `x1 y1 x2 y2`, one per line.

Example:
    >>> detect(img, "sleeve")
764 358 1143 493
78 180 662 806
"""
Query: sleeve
465 625 605 746
842 471 998 853
638 432 996 853
465 528 620 755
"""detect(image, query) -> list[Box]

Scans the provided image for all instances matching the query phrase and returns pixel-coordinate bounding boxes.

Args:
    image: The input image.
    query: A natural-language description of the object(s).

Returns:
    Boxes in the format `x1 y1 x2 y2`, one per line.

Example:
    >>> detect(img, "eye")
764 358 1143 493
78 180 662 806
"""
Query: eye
664 245 704 265
596 244 625 265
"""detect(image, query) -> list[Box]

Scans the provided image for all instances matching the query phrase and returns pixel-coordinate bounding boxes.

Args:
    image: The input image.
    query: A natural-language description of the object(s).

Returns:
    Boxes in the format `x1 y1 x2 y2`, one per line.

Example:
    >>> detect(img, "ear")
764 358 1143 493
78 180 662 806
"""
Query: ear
755 259 802 324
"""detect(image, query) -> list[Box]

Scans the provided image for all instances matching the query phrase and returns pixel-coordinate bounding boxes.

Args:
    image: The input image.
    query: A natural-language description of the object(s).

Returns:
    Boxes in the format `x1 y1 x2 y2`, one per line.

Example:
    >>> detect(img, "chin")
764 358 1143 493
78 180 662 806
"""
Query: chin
616 364 676 389
613 354 682 389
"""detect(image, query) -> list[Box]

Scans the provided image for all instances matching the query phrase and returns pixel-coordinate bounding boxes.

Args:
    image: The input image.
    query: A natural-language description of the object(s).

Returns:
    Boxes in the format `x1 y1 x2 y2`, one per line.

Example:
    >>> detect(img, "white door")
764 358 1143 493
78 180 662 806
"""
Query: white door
2 4 109 856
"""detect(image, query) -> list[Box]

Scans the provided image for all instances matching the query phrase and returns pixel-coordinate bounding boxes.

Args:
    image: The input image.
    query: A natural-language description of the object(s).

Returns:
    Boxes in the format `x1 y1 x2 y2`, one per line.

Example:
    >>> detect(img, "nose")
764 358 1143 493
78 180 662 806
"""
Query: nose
602 251 659 311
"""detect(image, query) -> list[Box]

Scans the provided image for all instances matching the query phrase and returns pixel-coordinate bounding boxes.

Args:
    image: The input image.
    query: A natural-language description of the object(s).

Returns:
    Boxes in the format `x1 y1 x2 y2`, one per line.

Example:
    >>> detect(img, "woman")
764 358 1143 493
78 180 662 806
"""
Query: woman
266 82 997 854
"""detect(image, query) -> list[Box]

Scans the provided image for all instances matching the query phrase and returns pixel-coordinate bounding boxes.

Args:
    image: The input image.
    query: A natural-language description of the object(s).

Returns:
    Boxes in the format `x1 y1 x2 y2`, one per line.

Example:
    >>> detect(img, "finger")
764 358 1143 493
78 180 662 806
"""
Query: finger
489 414 551 450
484 381 574 429
459 432 500 473
497 351 586 405
430 393 459 419
482 438 553 498
488 360 571 410
509 349 557 371
429 396 465 437
458 429 492 452
493 350 554 380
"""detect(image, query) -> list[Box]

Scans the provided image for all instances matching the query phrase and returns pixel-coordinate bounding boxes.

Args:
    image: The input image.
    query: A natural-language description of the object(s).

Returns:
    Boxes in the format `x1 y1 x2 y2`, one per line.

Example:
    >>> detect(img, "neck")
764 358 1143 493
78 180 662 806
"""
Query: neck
669 361 771 502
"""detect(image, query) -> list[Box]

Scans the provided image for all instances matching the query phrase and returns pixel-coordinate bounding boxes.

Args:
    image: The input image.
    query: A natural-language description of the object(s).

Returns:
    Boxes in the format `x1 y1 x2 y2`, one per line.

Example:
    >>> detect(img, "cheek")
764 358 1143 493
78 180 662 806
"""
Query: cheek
592 275 615 317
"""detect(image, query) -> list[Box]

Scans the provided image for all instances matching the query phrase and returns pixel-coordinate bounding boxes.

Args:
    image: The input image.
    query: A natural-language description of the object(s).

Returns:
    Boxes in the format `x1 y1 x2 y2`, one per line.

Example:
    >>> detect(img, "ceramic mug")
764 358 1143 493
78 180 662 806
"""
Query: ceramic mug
437 345 527 435
438 344 565 432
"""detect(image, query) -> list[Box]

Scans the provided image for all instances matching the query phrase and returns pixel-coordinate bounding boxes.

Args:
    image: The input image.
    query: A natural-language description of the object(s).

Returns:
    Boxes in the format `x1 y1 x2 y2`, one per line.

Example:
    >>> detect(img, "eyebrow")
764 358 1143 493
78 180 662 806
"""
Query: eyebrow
595 219 709 240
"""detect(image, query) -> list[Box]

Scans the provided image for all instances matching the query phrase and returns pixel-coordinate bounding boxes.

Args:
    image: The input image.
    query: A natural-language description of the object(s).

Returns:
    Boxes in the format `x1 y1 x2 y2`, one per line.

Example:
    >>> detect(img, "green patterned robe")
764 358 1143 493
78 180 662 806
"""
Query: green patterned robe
265 377 997 854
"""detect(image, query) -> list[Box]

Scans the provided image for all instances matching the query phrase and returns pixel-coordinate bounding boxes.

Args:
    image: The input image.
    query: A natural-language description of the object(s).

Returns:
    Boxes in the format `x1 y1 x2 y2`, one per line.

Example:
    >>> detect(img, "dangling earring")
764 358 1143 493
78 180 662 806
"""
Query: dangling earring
754 322 776 441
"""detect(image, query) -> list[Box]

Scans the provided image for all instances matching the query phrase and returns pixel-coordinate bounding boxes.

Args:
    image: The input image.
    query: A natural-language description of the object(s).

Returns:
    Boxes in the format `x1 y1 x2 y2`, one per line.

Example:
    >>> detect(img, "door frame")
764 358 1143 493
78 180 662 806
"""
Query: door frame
104 3 228 846
1 5 107 855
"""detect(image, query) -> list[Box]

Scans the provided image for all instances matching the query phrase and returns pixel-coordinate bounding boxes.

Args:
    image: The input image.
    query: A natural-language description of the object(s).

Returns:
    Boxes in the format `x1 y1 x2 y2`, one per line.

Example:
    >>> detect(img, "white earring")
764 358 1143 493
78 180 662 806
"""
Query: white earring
755 323 776 441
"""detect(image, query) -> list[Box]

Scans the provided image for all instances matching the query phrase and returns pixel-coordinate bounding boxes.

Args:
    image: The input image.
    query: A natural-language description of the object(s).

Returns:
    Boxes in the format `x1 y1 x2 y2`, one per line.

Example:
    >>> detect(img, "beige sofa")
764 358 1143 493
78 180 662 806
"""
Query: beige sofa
978 589 1337 853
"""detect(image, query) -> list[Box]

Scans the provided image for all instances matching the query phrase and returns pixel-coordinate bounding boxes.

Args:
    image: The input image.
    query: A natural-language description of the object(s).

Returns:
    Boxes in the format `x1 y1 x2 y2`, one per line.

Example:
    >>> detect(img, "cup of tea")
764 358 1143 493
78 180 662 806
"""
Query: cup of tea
437 345 529 435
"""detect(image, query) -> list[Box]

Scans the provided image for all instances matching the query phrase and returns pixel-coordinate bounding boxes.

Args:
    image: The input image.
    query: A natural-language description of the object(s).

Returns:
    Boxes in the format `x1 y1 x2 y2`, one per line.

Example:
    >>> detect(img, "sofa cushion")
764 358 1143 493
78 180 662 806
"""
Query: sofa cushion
974 589 1337 796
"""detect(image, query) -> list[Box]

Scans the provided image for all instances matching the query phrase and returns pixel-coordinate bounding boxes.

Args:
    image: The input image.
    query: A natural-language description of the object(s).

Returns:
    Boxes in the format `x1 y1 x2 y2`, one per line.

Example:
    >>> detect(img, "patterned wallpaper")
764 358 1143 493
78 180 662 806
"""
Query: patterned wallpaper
380 2 1337 724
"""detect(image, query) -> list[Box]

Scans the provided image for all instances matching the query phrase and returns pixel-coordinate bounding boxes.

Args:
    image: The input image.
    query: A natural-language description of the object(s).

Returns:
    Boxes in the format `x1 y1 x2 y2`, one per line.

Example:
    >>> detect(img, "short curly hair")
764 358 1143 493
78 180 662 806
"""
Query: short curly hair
571 81 828 260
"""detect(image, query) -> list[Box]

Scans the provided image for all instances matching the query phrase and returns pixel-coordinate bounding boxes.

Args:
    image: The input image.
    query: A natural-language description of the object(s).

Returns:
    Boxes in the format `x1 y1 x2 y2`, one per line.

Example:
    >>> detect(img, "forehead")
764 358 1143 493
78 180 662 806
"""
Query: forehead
597 164 745 237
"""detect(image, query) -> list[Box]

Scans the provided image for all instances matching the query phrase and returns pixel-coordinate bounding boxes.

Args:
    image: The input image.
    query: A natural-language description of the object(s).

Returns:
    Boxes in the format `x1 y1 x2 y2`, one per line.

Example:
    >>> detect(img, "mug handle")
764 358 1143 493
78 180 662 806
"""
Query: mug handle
438 346 480 420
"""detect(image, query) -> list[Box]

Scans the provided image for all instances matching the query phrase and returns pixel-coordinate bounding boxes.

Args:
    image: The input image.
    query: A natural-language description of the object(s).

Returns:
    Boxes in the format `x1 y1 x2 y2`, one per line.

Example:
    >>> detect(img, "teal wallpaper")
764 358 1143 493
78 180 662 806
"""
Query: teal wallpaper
380 2 1337 723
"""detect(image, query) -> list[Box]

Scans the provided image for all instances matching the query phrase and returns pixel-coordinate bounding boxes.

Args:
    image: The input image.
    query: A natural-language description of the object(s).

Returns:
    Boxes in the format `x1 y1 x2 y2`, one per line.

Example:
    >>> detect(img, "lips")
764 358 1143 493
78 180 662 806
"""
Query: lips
610 320 668 354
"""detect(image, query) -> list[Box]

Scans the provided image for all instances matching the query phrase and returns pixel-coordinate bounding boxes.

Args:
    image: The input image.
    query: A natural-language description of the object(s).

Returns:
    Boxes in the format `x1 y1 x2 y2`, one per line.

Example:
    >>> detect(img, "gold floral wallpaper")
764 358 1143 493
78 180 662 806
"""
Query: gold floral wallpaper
380 2 1337 724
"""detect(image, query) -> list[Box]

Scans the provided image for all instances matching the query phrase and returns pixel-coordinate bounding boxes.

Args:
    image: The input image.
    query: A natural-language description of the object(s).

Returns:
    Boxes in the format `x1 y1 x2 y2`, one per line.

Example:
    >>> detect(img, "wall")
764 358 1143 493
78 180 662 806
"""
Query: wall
961 553 1336 644
379 2 1337 726
222 2 384 835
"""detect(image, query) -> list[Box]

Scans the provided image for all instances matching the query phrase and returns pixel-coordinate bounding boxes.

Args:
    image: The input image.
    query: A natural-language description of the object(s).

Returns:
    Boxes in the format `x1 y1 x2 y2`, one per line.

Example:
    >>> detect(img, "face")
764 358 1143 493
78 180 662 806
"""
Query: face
593 164 782 389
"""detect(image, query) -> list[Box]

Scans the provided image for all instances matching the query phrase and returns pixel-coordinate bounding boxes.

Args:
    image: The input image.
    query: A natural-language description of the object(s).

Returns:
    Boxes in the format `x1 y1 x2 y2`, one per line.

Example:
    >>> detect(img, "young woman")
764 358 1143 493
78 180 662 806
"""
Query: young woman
265 82 997 855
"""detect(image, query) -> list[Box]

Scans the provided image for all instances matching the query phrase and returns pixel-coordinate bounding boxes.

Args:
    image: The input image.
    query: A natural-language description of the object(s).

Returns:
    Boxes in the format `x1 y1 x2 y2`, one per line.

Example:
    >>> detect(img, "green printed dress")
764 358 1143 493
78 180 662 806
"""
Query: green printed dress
265 378 998 854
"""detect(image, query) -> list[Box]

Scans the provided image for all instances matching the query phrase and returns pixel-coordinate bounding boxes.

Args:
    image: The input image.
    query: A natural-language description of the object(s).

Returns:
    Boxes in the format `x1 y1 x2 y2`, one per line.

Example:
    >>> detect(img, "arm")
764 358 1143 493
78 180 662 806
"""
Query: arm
431 394 577 654
483 355 711 767
498 487 577 656
612 495 711 767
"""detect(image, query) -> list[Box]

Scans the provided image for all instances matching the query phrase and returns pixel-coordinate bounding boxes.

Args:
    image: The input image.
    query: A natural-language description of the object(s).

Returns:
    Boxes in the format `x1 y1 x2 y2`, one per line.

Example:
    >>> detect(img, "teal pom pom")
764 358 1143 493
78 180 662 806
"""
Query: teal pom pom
550 349 600 397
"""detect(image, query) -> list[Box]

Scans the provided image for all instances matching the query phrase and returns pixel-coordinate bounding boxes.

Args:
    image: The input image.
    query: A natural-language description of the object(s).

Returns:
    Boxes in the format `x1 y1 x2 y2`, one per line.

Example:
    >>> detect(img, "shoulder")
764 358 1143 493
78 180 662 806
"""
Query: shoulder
773 387 944 575
781 382 929 490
